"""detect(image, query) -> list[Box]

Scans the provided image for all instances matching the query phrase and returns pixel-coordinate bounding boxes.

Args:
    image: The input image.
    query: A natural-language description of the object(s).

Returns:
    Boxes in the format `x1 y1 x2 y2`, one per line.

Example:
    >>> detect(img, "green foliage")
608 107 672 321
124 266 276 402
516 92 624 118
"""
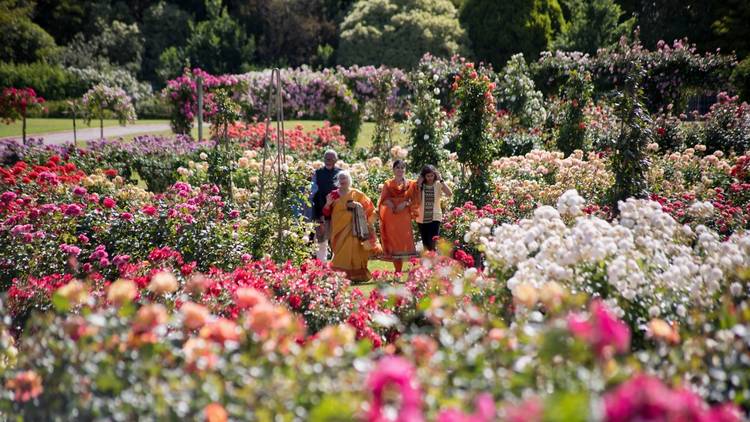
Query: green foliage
0 62 86 101
0 0 58 64
338 0 465 69
231 0 339 68
557 70 593 156
460 0 565 71
731 56 750 102
496 54 546 128
553 0 634 54
156 47 188 84
140 1 193 85
370 72 397 157
208 89 241 198
609 65 652 212
712 0 750 59
59 20 144 75
181 0 255 75
453 63 495 206
328 89 361 148
407 70 448 172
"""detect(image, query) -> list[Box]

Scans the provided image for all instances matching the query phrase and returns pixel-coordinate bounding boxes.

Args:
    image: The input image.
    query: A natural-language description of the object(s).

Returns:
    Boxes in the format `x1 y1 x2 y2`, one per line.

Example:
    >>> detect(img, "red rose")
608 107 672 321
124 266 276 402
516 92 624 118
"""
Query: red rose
103 197 116 209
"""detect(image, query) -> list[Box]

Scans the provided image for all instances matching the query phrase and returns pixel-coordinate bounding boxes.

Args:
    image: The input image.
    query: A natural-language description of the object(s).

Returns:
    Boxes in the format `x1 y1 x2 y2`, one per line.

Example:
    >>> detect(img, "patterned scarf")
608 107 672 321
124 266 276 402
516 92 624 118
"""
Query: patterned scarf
351 202 370 241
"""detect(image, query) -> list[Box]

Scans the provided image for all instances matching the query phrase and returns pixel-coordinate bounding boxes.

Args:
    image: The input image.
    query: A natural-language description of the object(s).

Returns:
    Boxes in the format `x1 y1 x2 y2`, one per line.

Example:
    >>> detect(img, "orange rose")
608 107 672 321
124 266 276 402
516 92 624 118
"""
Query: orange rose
132 304 168 335
56 280 88 307
181 302 210 331
5 370 43 402
204 403 228 422
107 279 137 306
200 318 240 345
235 287 267 309
183 338 218 372
647 318 680 344
148 271 178 295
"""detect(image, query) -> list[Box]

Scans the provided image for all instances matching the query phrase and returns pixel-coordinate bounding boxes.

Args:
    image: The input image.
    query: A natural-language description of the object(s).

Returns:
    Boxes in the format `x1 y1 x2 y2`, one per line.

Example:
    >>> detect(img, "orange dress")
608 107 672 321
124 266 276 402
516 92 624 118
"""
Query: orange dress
378 178 418 262
327 189 377 282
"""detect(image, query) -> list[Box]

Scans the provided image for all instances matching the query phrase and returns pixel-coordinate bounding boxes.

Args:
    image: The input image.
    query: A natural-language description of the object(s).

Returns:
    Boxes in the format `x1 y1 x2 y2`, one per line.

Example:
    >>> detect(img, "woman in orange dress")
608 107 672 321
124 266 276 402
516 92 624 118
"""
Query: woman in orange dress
323 171 378 282
378 160 418 273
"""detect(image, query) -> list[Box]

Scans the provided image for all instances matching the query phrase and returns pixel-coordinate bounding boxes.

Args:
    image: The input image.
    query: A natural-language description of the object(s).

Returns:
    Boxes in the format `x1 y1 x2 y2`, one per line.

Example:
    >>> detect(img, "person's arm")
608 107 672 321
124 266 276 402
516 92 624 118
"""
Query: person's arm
440 180 452 197
379 182 395 211
323 192 335 217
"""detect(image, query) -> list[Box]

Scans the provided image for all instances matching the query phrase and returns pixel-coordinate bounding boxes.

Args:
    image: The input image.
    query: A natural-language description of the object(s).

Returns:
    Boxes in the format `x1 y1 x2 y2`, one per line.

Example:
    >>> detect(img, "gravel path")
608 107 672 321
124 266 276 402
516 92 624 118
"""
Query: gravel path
6 123 172 145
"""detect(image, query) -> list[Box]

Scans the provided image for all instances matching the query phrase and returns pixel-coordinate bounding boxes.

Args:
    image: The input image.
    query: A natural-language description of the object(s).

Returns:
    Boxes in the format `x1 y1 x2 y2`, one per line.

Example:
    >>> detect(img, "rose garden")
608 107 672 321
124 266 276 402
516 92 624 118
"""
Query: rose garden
2 0 750 421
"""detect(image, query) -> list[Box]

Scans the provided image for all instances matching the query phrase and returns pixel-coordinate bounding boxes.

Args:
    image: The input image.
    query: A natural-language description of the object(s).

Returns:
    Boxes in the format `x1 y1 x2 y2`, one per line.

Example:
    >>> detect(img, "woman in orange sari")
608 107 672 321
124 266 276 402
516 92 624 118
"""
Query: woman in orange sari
378 160 418 273
323 171 378 282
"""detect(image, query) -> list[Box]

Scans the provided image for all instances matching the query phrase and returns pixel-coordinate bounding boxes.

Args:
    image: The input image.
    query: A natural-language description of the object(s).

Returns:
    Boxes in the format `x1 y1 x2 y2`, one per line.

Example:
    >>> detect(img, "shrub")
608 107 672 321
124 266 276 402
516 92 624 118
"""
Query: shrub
407 70 449 172
496 54 546 128
556 70 593 156
609 65 652 211
338 0 465 69
731 55 750 102
0 63 86 101
701 92 750 155
453 62 496 206
460 0 565 70
552 0 634 54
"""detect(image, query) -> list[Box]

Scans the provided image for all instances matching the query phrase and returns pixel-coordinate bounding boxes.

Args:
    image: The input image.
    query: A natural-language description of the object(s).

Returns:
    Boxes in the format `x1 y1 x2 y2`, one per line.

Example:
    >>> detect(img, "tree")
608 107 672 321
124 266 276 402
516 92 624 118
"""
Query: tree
59 19 144 74
338 0 466 68
0 87 45 145
0 0 58 63
81 83 137 139
712 0 750 59
228 0 338 67
141 1 192 84
553 0 634 54
460 0 565 70
182 0 255 74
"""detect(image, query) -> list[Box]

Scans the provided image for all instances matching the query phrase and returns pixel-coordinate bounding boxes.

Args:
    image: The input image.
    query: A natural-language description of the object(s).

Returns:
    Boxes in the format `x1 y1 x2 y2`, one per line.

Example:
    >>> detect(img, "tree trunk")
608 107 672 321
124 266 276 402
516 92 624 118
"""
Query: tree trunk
22 115 27 145
100 118 104 140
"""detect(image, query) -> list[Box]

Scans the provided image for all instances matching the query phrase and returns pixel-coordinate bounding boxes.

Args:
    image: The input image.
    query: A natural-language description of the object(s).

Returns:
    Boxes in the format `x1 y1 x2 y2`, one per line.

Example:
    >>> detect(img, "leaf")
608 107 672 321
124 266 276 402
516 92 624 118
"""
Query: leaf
51 292 70 313
309 395 357 422
543 392 590 422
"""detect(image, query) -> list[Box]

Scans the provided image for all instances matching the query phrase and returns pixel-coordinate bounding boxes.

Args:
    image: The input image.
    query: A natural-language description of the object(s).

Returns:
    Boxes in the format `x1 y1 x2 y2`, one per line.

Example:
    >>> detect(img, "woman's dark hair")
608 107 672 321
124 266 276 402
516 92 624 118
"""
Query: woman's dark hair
419 165 440 190
420 165 438 179
393 159 407 169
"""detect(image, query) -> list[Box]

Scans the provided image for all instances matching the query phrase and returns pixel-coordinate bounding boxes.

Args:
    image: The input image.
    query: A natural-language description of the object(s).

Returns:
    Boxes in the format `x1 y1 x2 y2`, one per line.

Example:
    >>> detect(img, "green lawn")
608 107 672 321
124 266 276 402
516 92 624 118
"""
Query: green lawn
0 118 170 138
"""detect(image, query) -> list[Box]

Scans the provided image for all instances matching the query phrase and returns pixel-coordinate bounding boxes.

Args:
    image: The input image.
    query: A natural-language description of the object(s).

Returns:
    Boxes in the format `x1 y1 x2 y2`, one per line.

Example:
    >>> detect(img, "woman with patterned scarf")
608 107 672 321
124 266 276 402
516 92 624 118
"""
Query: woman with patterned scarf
323 171 379 282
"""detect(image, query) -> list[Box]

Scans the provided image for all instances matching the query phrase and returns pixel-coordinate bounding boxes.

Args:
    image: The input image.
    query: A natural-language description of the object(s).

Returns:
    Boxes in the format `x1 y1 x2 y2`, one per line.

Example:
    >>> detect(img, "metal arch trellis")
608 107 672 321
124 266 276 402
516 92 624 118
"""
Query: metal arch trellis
257 68 288 260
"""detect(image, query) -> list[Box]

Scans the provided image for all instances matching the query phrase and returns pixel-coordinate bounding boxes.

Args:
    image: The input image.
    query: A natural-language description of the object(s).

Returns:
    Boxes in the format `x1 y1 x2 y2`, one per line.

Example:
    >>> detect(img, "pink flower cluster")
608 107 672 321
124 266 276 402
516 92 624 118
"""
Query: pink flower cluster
567 300 630 359
604 374 741 422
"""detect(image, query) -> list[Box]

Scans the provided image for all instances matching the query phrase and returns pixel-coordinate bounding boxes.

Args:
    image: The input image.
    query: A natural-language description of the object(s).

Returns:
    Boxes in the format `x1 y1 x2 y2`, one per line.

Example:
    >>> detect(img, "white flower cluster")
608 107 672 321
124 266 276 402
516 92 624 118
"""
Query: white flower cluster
466 191 750 321
556 189 586 218
688 201 714 219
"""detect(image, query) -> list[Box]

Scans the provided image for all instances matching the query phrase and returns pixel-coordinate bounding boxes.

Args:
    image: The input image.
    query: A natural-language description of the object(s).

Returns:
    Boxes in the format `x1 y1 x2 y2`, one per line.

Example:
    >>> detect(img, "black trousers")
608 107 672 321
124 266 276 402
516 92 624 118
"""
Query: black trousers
418 221 441 251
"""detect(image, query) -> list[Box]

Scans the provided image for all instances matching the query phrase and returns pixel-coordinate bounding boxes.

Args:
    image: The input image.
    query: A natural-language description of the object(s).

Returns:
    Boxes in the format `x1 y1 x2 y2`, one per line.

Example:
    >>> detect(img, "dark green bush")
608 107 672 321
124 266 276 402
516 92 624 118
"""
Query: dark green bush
731 56 750 102
0 62 86 100
460 0 565 70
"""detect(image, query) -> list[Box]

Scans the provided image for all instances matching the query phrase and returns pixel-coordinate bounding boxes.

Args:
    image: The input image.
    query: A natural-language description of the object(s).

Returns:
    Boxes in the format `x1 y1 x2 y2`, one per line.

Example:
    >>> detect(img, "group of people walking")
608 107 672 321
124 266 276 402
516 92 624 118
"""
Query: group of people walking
310 150 452 282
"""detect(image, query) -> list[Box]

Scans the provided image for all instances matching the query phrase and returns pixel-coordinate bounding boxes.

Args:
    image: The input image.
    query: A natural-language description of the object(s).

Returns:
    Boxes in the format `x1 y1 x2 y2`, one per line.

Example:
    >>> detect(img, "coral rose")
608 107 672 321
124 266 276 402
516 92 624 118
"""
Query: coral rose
148 271 178 295
181 302 210 330
107 279 137 306
204 403 228 422
5 370 43 402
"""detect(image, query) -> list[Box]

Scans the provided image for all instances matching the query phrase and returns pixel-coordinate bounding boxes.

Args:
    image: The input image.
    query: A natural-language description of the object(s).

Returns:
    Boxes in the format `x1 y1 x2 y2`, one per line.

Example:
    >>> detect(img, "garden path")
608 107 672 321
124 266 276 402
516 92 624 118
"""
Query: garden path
8 123 172 145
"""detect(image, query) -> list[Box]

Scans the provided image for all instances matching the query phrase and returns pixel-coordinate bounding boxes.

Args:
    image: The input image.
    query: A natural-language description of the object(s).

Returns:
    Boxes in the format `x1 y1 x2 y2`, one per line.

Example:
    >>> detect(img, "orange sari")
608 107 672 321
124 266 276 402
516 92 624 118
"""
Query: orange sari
330 189 376 282
378 178 417 261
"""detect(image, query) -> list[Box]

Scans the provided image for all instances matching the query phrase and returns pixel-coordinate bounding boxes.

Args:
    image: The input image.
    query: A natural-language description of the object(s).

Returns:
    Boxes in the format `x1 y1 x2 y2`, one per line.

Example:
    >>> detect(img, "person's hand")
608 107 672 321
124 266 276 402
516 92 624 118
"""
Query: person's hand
346 200 359 210
326 192 335 205
396 202 407 212
417 175 424 185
